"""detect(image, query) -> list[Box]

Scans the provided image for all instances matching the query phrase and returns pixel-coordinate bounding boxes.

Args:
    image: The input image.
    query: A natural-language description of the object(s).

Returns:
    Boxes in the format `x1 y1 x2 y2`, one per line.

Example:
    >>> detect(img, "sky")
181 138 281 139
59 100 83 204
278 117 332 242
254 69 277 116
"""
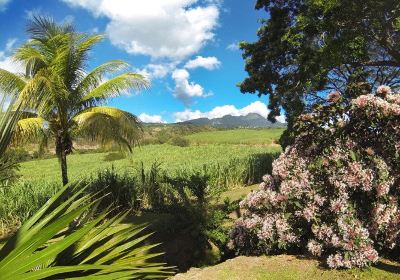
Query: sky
0 0 282 123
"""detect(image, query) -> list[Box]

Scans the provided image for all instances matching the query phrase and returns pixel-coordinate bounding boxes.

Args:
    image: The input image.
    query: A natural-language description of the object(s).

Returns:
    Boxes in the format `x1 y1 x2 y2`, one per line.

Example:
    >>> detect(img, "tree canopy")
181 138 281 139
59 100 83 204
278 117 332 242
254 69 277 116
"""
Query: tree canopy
240 0 400 146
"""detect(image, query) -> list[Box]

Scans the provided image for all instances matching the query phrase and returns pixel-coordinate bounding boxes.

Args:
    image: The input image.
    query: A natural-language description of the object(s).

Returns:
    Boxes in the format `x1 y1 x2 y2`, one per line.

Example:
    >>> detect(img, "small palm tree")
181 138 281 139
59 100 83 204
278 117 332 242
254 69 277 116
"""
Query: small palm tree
0 16 148 185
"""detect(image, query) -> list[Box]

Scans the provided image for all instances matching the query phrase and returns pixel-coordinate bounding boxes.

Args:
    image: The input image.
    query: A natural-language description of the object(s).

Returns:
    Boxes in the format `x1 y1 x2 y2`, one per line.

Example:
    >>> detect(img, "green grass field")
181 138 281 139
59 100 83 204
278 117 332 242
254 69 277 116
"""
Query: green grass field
0 129 282 236
185 128 284 145
18 143 281 184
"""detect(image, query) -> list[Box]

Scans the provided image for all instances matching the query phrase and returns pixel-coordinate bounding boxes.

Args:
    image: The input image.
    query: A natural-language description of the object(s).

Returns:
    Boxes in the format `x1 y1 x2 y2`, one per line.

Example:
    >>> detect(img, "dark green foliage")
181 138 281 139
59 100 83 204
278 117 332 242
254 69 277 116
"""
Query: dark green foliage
2 162 238 270
0 182 172 279
240 0 400 146
86 166 139 210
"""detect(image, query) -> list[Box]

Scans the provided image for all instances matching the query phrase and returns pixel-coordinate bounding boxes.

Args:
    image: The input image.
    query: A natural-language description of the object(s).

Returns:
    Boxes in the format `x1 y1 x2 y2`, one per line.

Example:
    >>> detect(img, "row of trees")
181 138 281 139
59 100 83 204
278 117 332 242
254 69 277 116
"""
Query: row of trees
0 16 147 185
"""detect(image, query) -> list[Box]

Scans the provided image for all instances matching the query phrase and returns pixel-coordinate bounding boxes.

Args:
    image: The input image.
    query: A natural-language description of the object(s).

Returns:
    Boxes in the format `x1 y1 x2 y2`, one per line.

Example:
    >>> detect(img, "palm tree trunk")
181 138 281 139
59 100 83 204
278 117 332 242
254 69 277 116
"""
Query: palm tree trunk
56 133 69 185
60 150 68 185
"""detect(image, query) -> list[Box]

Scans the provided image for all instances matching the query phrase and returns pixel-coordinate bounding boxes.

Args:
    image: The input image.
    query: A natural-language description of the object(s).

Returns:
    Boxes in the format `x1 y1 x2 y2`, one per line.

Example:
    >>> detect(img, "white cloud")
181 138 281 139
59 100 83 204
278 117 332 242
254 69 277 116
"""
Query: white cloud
0 54 24 76
0 0 11 11
184 56 221 70
227 42 239 51
137 63 177 80
63 0 220 60
172 68 206 105
173 101 286 123
0 39 24 74
138 113 166 123
275 114 286 123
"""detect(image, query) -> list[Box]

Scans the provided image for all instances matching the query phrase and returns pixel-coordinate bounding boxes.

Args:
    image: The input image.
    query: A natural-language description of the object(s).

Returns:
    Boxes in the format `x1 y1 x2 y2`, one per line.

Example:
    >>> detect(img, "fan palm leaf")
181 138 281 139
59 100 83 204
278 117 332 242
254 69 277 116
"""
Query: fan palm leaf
0 183 173 279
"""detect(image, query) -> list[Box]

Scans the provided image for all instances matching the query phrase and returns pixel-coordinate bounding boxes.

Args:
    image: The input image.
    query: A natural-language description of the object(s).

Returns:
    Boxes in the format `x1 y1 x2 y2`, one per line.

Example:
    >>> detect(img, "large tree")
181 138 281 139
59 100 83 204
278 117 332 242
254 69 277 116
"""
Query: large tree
0 17 148 185
240 0 400 146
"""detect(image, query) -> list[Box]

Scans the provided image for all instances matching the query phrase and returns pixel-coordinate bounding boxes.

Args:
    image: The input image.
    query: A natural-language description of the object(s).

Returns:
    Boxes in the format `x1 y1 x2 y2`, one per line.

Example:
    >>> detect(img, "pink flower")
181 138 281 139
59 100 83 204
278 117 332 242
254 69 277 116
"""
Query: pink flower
307 240 323 256
376 85 392 95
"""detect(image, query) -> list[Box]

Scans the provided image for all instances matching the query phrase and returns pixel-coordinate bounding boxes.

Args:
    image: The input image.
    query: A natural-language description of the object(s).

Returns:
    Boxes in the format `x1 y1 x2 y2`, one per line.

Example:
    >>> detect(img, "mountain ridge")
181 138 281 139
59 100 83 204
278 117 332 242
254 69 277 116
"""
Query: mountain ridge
177 113 286 128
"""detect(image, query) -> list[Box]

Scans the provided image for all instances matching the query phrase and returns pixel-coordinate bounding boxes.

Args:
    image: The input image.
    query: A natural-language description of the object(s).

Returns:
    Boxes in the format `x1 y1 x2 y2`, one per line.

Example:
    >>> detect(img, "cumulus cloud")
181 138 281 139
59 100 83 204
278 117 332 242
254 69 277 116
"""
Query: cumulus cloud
138 113 166 123
172 68 208 105
173 101 286 123
0 0 11 11
184 56 221 70
63 0 219 60
137 63 177 80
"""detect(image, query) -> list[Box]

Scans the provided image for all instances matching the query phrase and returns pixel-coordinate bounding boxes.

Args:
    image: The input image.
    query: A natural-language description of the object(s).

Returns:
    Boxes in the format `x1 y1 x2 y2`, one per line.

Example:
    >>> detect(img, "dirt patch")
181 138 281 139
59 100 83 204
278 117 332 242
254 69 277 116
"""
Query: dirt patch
172 255 400 280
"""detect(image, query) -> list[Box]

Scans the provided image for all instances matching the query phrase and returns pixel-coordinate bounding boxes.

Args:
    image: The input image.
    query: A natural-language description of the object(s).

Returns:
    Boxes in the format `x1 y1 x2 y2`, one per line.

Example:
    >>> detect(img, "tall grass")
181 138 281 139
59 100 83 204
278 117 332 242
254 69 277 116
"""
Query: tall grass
0 181 61 236
0 150 279 236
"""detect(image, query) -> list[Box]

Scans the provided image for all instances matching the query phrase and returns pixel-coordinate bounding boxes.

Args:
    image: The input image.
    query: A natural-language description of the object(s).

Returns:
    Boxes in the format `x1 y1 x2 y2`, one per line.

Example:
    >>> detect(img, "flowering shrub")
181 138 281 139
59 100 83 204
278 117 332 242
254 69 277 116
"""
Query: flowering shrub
230 86 400 268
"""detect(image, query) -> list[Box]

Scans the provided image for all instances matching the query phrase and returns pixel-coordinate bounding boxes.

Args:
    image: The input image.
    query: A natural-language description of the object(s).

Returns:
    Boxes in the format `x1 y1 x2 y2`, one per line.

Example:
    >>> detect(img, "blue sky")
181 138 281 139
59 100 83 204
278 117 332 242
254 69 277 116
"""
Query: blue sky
0 0 281 123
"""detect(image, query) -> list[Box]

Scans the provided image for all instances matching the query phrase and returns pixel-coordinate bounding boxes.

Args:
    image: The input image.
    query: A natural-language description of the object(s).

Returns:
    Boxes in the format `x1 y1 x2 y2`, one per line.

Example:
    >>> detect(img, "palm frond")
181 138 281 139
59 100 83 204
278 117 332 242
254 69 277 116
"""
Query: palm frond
76 34 104 58
0 69 26 96
81 73 149 105
26 15 74 40
0 182 173 279
76 60 130 95
14 43 47 77
64 34 105 89
14 116 46 143
72 107 142 152
0 95 21 157
18 67 69 117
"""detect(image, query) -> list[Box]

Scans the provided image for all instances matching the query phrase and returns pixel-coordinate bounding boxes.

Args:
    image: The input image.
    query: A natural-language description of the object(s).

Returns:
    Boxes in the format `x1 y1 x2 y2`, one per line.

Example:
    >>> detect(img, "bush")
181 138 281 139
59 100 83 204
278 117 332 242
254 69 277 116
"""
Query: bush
231 86 400 269
86 166 139 210
169 136 190 147
85 163 232 269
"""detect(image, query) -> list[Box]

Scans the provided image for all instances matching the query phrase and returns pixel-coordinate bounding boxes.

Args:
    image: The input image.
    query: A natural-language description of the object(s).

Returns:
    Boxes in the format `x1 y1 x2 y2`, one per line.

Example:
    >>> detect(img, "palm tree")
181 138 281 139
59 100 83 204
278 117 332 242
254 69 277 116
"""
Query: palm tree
0 97 171 279
0 16 148 185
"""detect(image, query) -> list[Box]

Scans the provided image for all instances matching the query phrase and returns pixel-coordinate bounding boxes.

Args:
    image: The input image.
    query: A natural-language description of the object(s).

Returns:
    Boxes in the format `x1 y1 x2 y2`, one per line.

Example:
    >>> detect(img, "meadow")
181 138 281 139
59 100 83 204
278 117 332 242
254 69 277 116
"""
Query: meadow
19 143 281 184
0 129 282 239
185 128 284 145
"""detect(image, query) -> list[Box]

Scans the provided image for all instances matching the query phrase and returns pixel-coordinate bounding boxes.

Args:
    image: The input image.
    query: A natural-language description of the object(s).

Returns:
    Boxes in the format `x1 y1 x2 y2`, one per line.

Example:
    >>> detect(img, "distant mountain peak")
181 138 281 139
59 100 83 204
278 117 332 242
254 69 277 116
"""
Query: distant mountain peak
177 113 286 128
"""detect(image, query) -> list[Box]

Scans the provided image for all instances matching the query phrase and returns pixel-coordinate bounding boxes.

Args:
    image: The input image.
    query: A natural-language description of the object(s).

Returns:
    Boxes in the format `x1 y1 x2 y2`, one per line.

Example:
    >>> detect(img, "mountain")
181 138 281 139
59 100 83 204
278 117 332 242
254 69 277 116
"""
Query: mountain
178 113 286 128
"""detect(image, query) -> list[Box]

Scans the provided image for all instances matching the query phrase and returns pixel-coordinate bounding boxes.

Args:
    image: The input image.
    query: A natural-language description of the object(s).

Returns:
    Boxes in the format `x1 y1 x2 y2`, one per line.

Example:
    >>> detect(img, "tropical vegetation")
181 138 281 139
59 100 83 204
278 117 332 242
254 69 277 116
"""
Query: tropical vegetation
240 0 400 146
0 16 147 185
231 86 400 268
0 1 399 278
0 95 171 279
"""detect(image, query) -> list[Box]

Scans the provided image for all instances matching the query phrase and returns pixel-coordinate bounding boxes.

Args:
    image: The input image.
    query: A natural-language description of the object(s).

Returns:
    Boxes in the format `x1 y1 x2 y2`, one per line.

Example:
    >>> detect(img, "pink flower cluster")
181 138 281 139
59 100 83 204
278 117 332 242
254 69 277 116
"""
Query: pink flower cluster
231 86 400 269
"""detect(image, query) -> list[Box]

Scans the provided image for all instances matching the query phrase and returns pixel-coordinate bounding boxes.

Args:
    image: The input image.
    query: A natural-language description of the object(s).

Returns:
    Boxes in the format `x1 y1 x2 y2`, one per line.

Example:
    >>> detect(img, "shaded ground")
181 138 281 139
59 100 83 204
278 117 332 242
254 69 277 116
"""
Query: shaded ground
172 255 400 280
